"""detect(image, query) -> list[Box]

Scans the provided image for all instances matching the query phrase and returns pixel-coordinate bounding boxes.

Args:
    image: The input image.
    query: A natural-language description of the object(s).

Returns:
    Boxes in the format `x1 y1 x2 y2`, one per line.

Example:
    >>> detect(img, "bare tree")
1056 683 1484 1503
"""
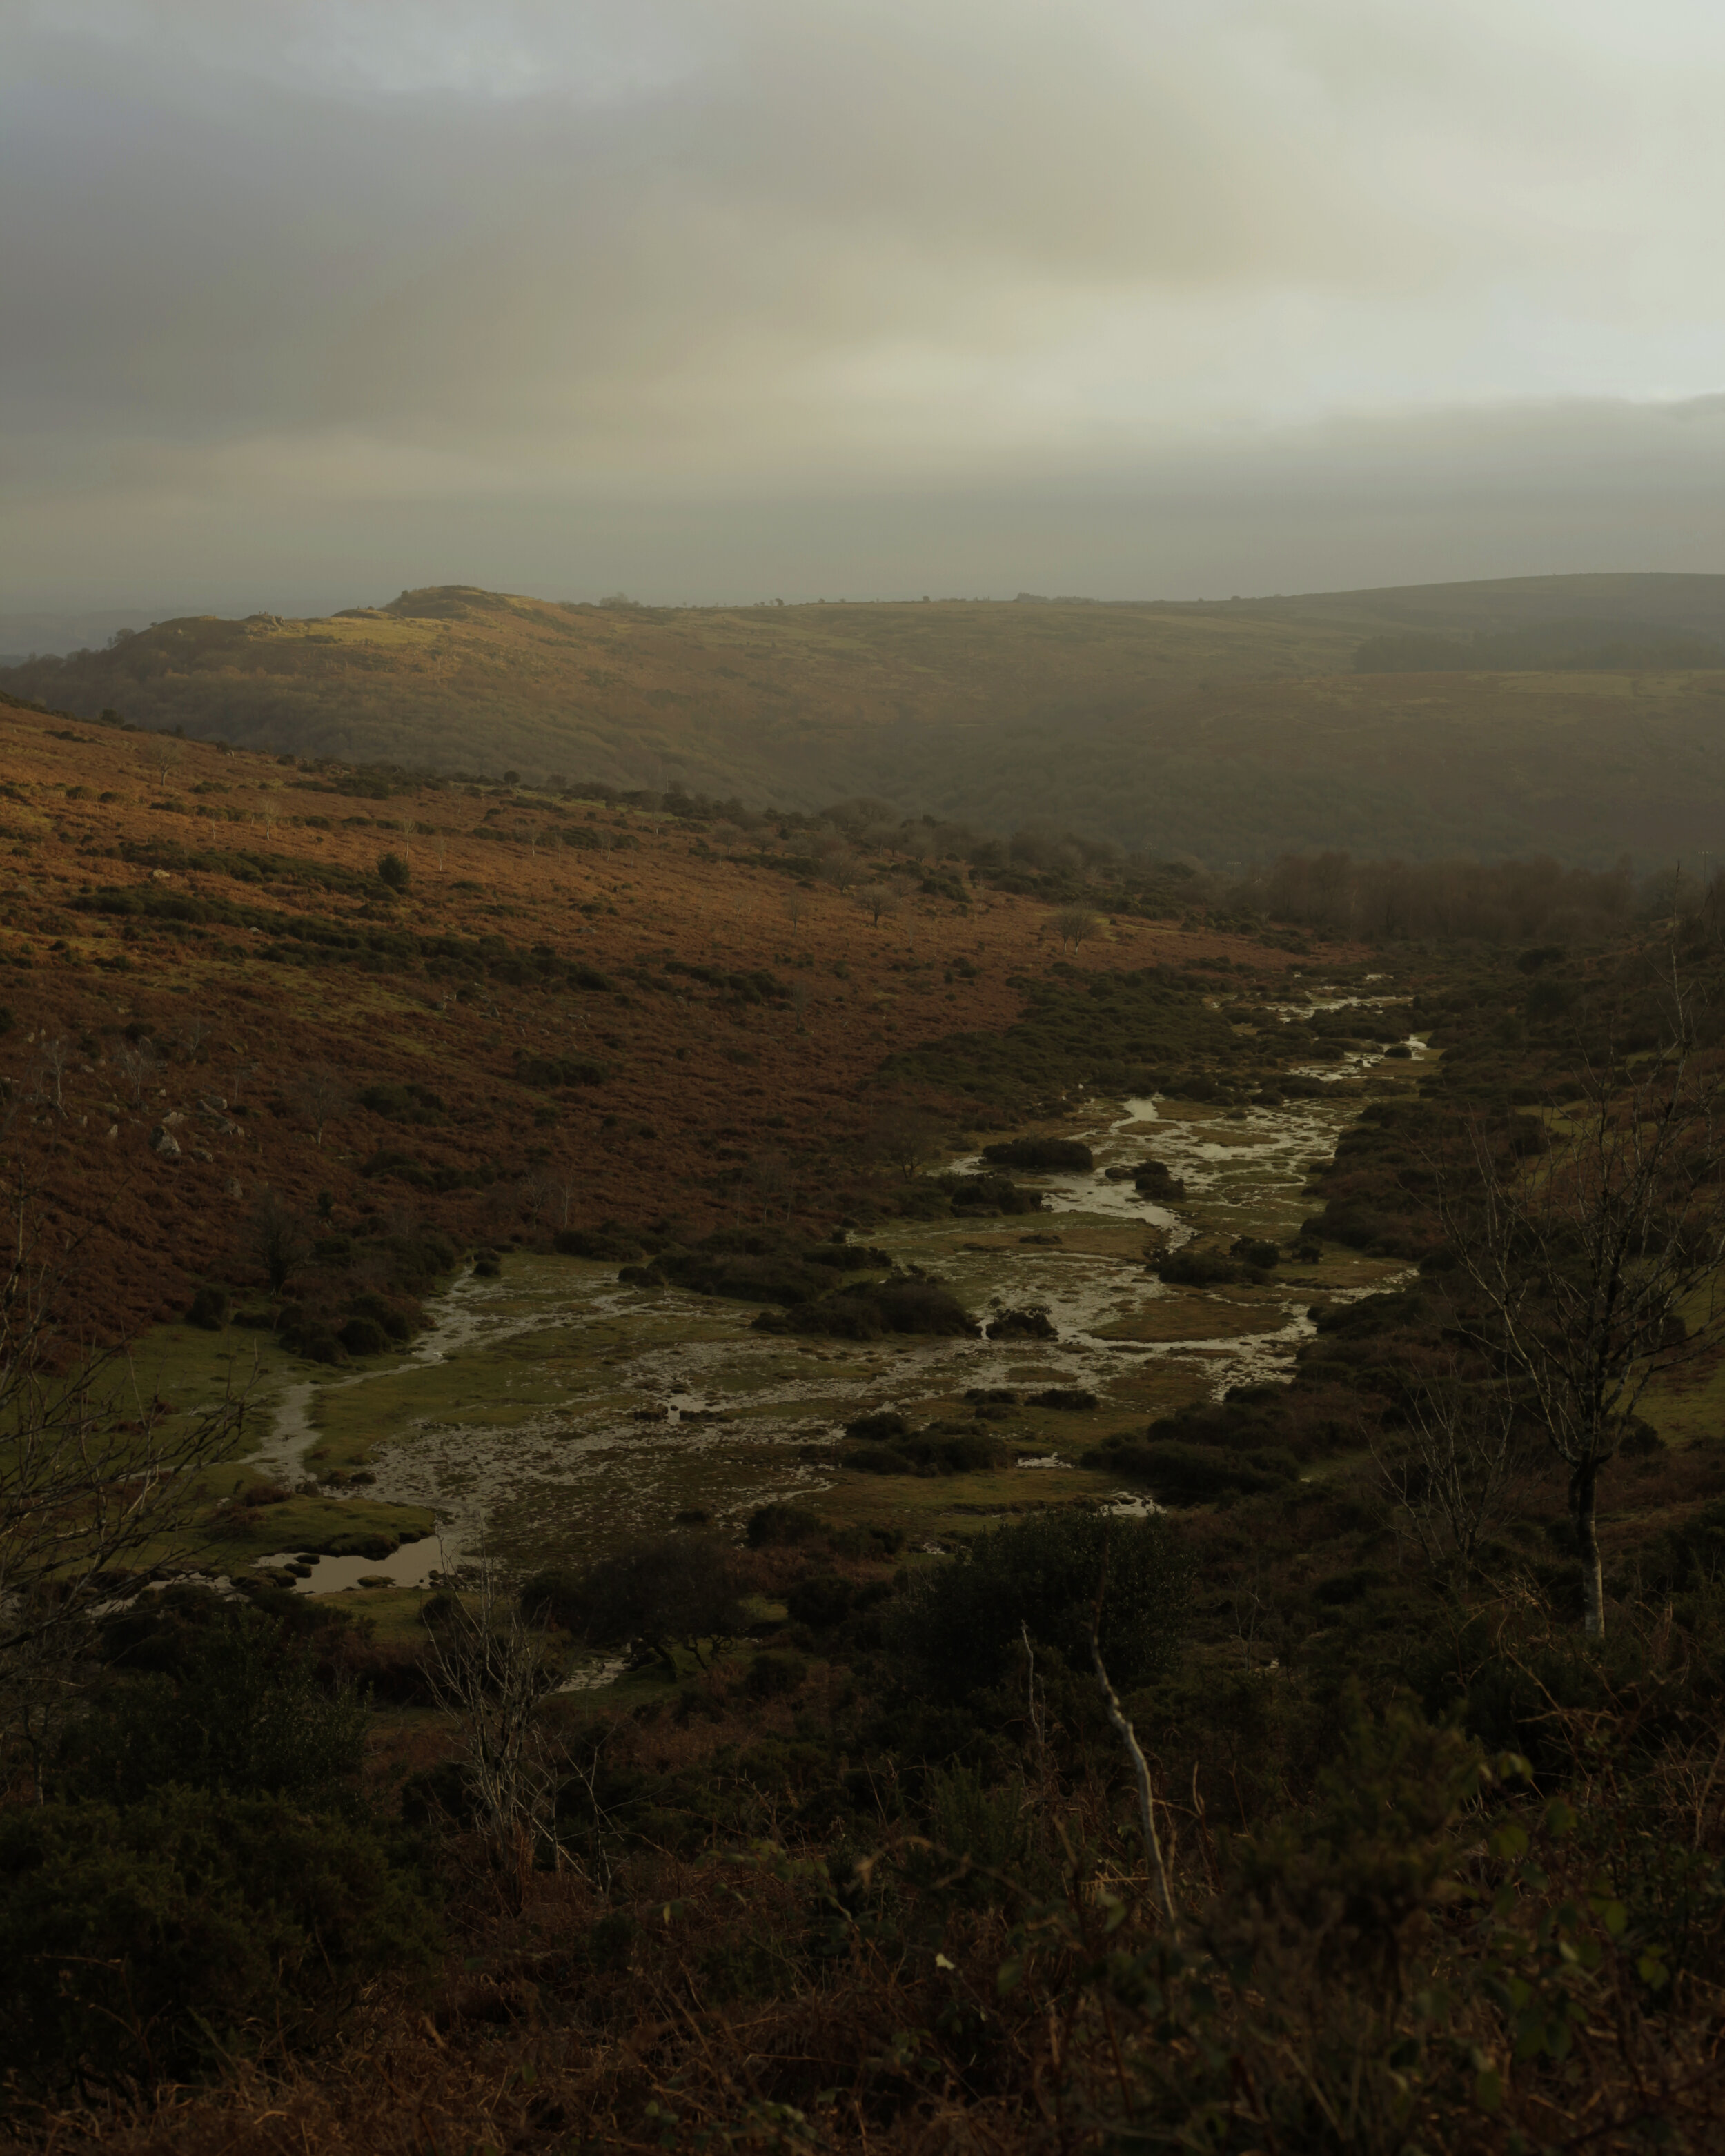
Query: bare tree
30 1036 72 1118
854 880 903 928
1049 907 1103 952
749 1151 796 1223
782 888 807 933
247 1189 310 1294
420 1562 566 1900
1435 977 1725 1636
141 736 182 791
1372 1367 1531 1583
111 1036 158 1107
1090 1558 1179 1938
524 1166 578 1231
869 1101 947 1181
788 979 811 1034
1 1178 251 1779
290 1063 346 1149
819 842 860 893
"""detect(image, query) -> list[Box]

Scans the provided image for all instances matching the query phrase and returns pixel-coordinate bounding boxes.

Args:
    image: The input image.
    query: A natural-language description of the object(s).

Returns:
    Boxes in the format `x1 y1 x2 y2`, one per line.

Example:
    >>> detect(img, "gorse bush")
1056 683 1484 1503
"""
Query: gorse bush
0 1788 437 2098
60 1605 368 1808
520 1536 744 1673
888 1509 1192 1701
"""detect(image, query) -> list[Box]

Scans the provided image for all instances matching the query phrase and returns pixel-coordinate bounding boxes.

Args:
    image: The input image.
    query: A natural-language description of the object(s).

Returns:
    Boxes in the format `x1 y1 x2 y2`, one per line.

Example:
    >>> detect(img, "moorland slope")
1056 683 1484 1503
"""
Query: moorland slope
0 694 1296 1343
11 575 1725 865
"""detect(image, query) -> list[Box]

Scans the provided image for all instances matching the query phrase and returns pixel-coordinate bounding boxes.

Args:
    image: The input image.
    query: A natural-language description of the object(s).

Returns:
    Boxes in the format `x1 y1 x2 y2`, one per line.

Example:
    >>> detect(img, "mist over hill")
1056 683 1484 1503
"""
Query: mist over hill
8 573 1725 868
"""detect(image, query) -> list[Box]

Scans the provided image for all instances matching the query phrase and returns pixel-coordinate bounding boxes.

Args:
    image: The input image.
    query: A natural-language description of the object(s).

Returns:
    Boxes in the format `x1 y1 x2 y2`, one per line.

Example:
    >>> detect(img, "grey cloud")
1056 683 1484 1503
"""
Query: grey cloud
6 1 1725 609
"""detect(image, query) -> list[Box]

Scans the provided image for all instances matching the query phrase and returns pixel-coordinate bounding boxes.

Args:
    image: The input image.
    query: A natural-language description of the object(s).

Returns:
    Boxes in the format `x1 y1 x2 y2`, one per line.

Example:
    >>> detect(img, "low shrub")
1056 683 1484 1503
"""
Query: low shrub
744 1652 807 1700
989 1305 1058 1339
756 1278 978 1340
1085 1436 1299 1503
889 1508 1192 1701
339 1315 388 1356
940 1172 1045 1216
785 1574 854 1628
515 1054 609 1087
0 1789 436 2098
1156 1249 1256 1287
745 1503 826 1548
846 1431 1009 1476
1132 1160 1186 1196
981 1138 1094 1171
186 1283 229 1329
282 1322 346 1364
59 1606 368 1810
555 1226 645 1261
845 1410 910 1445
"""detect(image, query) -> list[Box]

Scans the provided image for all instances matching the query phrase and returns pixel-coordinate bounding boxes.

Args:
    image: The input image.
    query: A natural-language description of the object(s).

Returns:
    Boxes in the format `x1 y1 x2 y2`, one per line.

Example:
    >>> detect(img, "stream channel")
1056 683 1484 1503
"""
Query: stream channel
254 990 1424 1594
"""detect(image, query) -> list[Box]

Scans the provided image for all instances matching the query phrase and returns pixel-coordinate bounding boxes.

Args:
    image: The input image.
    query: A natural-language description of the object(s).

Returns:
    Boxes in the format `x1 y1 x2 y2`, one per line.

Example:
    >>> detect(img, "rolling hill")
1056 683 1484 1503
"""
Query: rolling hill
9 574 1725 866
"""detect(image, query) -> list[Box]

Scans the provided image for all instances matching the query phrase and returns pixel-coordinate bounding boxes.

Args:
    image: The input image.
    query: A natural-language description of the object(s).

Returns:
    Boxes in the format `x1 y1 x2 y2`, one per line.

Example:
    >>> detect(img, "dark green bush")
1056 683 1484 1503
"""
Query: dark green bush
845 1432 1007 1476
555 1225 644 1260
1085 1438 1298 1503
0 1789 436 2097
744 1652 807 1700
845 1445 914 1474
982 1138 1094 1171
745 1503 825 1548
347 1288 416 1339
846 1410 910 1445
282 1322 346 1364
1156 1249 1253 1287
1132 1160 1187 1198
889 1509 1192 1701
941 1171 1045 1216
375 851 411 891
520 1537 742 1672
338 1316 388 1356
989 1305 1058 1339
758 1278 978 1340
516 1054 608 1087
61 1607 368 1808
785 1574 854 1628
186 1283 229 1330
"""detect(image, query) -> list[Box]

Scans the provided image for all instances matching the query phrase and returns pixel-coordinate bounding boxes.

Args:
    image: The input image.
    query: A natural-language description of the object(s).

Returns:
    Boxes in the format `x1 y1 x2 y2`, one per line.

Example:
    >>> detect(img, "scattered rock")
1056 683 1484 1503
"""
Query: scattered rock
149 1125 181 1158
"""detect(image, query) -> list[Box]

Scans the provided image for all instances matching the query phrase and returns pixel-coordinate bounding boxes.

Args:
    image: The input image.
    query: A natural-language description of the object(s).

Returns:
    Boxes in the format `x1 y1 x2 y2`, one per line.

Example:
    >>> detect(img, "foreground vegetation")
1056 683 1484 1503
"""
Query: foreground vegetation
8 868 1725 2150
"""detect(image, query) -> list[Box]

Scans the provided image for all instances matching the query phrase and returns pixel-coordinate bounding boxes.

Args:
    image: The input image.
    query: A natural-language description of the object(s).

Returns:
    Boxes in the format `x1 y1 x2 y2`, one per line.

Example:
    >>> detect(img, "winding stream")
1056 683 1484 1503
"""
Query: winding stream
257 991 1424 1590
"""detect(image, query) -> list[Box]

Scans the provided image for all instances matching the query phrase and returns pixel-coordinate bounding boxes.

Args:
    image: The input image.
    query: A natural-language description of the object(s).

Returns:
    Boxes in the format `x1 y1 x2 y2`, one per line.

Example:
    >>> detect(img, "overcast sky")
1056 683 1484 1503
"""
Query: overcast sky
6 0 1725 615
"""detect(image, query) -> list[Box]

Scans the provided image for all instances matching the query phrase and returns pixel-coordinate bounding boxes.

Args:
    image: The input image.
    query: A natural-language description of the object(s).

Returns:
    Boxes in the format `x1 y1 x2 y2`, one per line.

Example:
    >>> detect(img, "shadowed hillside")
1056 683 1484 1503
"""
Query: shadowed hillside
9 574 1725 865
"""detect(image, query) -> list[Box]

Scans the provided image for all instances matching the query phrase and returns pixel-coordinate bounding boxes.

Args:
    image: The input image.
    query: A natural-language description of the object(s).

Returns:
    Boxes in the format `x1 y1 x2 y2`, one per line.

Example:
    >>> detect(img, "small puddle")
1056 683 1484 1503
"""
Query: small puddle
257 1536 447 1596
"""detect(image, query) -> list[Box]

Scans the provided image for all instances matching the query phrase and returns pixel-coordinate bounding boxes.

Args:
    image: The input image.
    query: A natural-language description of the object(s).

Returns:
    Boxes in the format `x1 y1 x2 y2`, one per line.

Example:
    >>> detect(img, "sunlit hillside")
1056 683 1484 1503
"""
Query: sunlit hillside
9 574 1725 864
